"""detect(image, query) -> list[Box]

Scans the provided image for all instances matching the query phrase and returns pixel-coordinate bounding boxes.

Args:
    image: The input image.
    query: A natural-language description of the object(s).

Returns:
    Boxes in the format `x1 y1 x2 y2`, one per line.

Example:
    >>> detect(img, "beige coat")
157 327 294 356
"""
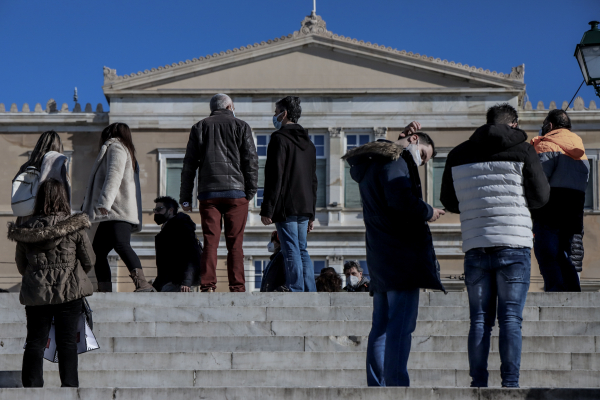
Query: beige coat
8 213 95 306
82 139 142 230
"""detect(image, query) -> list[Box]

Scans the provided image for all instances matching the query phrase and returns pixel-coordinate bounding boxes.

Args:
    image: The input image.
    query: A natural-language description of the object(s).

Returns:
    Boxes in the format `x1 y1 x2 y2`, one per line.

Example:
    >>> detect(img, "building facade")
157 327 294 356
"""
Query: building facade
1 13 600 292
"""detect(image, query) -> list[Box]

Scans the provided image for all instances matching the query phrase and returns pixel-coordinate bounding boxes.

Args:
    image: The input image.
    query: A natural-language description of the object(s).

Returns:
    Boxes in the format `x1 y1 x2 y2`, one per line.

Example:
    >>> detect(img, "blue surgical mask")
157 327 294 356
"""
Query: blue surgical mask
272 112 284 130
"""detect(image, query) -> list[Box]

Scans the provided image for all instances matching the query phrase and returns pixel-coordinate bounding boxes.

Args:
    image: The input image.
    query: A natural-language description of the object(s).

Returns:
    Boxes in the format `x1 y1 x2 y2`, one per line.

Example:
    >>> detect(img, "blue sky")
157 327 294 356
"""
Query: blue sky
0 0 598 111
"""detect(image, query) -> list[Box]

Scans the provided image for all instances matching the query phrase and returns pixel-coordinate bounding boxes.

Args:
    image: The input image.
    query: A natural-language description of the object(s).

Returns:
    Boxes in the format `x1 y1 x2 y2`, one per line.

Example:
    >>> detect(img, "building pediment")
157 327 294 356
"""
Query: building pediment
103 12 525 95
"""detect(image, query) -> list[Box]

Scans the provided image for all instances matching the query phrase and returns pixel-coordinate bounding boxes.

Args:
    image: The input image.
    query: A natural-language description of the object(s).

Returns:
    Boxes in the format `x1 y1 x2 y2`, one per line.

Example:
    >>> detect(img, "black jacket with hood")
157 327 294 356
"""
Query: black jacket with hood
153 212 202 291
180 109 259 203
260 124 318 223
342 140 445 293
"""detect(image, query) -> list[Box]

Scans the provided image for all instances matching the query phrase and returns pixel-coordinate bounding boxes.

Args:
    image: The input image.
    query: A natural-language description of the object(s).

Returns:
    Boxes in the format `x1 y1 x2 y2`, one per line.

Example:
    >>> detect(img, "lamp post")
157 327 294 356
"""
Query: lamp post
575 21 600 98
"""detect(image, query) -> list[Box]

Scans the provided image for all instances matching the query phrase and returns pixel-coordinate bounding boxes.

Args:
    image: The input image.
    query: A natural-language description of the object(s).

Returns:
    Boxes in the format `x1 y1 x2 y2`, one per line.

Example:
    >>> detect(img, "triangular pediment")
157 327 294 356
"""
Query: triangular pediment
148 45 488 90
103 12 525 94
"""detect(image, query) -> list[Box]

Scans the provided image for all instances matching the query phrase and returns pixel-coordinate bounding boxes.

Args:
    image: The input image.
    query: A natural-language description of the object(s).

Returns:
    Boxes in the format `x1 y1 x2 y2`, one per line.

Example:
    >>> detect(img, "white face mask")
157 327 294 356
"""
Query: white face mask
272 112 284 130
267 241 277 253
406 140 422 166
346 275 359 287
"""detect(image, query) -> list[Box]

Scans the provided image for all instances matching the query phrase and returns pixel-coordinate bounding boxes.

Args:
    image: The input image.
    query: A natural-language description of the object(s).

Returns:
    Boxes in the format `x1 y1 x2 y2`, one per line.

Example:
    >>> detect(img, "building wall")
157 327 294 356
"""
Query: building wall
1 95 599 293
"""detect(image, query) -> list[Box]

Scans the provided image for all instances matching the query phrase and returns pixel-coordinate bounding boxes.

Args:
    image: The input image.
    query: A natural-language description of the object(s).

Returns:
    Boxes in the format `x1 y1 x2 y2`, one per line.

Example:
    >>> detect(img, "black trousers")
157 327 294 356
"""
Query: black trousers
93 221 142 283
23 298 83 387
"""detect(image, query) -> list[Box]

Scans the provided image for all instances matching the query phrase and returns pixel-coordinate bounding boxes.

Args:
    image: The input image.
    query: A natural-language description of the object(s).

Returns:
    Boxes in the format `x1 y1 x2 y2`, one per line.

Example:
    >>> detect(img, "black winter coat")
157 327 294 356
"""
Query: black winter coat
153 212 202 291
180 109 258 203
260 124 317 223
342 140 445 293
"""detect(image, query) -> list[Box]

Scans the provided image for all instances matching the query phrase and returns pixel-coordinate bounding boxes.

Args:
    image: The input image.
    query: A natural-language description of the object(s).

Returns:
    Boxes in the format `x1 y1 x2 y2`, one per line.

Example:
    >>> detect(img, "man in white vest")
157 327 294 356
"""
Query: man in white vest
440 103 550 388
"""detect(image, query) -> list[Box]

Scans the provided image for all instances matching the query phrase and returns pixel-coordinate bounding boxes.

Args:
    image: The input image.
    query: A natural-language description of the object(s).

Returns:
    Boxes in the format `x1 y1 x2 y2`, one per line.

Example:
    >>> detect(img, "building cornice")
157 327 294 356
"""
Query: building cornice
103 87 525 97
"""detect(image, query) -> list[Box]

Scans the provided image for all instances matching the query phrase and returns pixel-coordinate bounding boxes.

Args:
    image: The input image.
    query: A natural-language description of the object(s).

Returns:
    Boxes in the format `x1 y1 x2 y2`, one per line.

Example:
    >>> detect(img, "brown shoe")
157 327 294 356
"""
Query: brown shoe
97 282 113 292
129 269 156 292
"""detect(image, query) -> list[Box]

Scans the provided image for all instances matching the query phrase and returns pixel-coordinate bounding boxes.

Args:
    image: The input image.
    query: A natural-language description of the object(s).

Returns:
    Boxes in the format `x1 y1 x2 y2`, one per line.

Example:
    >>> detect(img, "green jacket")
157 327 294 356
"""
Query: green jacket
8 213 95 306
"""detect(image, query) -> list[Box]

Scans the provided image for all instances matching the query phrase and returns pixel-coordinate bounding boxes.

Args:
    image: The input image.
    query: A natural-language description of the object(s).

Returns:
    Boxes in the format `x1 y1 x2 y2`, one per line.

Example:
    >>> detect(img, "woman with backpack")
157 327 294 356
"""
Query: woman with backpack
12 130 70 224
8 179 94 387
82 122 154 292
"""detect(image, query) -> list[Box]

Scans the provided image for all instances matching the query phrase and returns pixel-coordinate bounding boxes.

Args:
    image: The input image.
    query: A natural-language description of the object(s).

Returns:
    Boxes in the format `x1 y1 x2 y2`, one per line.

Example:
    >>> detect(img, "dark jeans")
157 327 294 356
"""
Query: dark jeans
366 289 420 387
93 221 142 283
22 298 83 387
275 216 316 292
533 222 581 292
464 247 531 388
199 197 248 292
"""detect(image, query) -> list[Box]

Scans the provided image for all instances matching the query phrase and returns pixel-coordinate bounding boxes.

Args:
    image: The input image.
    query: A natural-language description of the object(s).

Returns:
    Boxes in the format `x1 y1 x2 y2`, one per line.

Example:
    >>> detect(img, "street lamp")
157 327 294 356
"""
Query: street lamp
575 21 600 98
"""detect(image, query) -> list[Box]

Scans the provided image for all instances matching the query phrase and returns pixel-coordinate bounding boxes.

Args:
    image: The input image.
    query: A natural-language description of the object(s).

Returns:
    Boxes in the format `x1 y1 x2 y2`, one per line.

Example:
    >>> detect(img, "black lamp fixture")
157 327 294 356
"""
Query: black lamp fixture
575 21 600 98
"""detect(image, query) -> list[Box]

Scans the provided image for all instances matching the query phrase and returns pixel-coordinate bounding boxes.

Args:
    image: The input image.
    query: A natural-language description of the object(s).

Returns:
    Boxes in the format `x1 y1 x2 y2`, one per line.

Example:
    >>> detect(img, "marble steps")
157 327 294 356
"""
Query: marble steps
0 335 596 354
1 387 599 400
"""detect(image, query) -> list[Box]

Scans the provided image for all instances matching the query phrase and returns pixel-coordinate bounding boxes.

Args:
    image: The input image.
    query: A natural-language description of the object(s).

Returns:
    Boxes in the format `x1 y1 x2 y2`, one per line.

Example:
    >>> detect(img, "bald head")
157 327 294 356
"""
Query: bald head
210 93 233 112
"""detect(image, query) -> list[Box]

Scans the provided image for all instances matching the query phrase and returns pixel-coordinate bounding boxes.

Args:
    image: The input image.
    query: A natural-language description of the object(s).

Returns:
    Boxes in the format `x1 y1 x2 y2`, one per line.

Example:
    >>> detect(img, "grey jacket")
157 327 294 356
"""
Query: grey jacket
8 213 95 306
82 139 142 231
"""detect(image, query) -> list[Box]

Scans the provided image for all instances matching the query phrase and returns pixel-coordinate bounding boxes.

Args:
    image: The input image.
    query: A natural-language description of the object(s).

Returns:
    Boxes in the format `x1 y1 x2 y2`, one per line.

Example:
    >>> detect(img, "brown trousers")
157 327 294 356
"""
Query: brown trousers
199 197 248 292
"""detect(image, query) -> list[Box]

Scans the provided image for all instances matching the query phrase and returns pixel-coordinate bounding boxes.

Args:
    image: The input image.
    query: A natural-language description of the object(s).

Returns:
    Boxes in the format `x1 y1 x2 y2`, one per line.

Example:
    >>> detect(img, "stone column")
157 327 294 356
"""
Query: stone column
328 256 345 285
245 256 254 292
373 127 388 141
108 254 119 292
327 128 344 226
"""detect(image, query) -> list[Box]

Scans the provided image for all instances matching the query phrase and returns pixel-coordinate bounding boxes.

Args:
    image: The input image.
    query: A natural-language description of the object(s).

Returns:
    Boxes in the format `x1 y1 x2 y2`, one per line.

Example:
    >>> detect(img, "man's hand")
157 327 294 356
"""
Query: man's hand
180 286 191 292
428 208 446 222
181 202 192 212
98 207 109 216
307 220 314 233
400 121 422 138
261 216 273 226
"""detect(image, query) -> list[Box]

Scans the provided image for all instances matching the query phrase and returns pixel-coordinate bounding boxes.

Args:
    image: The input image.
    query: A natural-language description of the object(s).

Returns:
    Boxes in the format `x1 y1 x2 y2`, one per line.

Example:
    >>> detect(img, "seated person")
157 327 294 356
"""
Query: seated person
343 261 370 292
152 196 202 292
316 267 343 292
261 231 288 292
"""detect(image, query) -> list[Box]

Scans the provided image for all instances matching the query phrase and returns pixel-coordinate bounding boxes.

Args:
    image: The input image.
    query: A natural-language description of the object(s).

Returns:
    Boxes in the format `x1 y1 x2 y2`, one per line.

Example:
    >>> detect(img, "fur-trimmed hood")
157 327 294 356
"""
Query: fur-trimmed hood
342 140 404 184
342 140 402 164
8 213 91 244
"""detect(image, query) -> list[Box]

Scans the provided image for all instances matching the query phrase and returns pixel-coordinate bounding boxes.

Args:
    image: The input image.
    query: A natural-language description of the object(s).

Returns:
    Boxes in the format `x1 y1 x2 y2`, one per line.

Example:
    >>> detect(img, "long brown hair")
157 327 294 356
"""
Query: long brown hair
100 123 137 169
33 179 71 216
20 130 63 173
315 267 343 292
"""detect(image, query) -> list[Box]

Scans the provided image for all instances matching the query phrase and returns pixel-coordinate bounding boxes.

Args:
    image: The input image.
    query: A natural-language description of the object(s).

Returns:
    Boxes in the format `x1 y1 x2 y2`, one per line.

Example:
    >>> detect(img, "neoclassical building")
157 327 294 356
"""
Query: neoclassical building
1 12 600 292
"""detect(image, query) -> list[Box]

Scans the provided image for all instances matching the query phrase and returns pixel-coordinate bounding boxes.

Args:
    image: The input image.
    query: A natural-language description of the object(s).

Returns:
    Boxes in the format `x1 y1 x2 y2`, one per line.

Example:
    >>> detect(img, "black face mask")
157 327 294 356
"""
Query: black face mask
154 213 168 225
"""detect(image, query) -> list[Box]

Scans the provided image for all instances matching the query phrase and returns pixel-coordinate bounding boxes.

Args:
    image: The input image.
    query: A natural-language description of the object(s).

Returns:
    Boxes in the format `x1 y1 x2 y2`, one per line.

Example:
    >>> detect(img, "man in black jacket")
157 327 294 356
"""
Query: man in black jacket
260 96 317 292
342 127 445 387
180 93 258 292
152 196 201 292
440 103 550 388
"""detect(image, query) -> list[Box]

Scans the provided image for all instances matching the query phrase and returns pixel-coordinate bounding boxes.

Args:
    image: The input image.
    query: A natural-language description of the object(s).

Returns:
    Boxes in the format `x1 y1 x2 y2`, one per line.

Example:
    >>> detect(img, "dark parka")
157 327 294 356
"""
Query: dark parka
153 212 202 291
342 140 445 293
7 213 95 306
260 124 318 223
180 109 259 203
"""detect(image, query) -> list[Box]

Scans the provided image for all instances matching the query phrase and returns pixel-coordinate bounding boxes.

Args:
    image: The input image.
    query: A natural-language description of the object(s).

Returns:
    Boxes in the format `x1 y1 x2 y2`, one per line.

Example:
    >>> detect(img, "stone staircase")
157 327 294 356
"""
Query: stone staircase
0 292 599 399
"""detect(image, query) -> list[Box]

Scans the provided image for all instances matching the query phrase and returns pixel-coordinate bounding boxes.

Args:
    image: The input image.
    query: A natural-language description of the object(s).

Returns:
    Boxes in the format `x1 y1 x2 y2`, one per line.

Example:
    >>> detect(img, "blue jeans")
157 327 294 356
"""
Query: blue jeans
464 247 531 388
366 289 420 387
533 222 581 292
275 216 316 292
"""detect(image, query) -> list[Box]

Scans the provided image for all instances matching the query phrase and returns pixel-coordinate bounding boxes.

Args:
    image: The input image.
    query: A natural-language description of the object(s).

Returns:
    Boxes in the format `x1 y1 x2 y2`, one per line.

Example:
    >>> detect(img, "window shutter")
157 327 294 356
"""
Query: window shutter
166 159 184 199
258 159 267 188
432 157 446 208
316 159 327 208
345 163 361 208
